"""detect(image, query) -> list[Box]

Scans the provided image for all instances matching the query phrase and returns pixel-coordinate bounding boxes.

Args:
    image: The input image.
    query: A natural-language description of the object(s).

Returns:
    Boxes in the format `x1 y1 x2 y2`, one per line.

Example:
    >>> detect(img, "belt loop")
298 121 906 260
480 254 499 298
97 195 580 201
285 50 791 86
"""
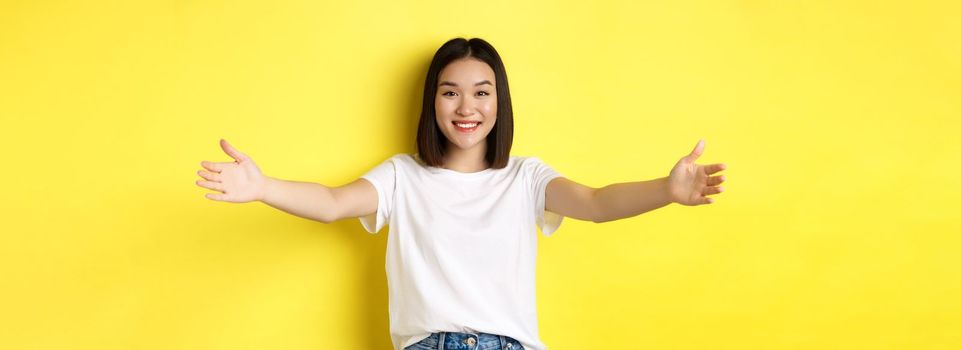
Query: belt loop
438 332 446 350
499 335 507 349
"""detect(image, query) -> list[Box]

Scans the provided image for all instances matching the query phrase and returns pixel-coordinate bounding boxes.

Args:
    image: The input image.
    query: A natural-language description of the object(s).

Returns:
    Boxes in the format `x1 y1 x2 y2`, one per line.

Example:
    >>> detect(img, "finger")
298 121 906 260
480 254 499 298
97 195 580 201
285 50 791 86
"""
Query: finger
706 174 726 186
702 186 724 196
220 139 248 162
200 161 222 173
687 139 705 161
205 192 228 201
703 163 727 175
197 169 221 182
196 179 225 192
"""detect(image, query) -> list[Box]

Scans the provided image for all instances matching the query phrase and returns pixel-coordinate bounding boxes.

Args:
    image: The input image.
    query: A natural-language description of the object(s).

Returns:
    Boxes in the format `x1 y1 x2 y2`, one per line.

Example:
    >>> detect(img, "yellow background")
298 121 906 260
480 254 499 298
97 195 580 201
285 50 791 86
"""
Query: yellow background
2 0 959 349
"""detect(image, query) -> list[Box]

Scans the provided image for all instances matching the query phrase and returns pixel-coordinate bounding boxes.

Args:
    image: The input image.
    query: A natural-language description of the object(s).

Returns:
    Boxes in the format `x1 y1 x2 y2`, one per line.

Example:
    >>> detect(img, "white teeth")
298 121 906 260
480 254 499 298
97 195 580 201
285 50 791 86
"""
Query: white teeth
455 122 478 128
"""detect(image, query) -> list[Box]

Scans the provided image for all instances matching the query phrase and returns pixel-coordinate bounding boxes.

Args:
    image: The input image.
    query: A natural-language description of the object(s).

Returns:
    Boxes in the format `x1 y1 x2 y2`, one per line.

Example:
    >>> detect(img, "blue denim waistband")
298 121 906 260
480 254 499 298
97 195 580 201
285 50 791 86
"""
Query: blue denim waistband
412 331 523 350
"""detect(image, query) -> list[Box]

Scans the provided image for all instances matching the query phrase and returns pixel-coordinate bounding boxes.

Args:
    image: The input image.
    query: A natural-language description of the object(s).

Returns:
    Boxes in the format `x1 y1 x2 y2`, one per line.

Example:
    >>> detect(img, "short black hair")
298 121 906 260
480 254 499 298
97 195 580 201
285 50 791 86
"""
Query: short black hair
416 37 514 169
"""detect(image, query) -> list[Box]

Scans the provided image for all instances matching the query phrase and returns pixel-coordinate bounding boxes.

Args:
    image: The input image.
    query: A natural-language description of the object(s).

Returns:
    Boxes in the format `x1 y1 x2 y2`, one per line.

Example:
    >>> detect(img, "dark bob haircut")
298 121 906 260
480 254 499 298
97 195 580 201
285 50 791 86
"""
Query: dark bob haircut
416 37 514 169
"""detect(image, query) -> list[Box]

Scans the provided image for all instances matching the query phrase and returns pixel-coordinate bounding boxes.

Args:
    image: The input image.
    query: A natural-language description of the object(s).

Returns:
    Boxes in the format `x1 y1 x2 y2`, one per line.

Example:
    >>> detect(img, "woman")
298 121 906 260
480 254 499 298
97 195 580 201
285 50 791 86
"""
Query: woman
196 37 728 350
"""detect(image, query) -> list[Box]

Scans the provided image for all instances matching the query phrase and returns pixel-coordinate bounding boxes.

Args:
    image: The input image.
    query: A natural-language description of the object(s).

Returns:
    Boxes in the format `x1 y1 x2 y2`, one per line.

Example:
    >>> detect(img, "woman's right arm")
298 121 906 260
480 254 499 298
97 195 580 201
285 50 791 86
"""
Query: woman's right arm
196 139 378 224
261 177 377 224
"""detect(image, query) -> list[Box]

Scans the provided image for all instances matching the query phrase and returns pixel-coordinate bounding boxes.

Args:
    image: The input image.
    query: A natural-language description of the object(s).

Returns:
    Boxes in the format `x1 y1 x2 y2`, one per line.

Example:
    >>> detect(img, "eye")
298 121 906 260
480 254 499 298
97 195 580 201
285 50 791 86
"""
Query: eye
441 91 456 96
477 91 490 96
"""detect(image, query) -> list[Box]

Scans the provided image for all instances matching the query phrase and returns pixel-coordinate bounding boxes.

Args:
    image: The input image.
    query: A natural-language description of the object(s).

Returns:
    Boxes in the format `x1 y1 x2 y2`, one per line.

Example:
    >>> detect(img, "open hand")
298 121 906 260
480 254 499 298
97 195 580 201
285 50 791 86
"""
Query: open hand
196 139 267 203
668 139 728 206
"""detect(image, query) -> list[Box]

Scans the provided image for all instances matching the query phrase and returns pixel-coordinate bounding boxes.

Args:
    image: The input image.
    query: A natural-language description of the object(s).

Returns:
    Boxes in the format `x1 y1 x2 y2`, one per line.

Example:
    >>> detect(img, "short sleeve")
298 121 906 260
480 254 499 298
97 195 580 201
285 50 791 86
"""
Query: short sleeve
528 157 564 236
358 156 397 234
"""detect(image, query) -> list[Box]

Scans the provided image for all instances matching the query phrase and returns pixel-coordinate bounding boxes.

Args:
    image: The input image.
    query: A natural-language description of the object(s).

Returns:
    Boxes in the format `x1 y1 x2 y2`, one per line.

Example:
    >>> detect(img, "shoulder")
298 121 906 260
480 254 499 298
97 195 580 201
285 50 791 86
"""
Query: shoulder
364 153 413 173
508 155 550 177
380 153 423 172
393 153 420 166
512 155 548 168
376 153 414 164
514 155 562 179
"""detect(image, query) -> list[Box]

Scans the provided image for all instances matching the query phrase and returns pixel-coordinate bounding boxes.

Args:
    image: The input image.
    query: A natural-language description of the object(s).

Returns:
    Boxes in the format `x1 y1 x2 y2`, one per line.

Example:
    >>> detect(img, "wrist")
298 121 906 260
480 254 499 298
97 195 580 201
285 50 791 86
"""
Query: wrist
259 176 275 202
662 176 677 204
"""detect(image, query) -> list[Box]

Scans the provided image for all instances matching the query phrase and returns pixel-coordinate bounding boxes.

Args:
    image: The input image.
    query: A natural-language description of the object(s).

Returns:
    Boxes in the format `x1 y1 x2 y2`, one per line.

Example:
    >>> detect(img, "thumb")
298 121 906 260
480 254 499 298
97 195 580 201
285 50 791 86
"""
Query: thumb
220 139 249 162
686 139 705 161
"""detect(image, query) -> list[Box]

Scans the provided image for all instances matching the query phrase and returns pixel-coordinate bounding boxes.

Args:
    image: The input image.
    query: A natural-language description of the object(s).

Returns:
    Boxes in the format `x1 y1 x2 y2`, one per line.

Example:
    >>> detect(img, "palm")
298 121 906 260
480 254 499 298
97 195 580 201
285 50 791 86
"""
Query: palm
196 139 267 203
668 140 727 206
216 159 265 202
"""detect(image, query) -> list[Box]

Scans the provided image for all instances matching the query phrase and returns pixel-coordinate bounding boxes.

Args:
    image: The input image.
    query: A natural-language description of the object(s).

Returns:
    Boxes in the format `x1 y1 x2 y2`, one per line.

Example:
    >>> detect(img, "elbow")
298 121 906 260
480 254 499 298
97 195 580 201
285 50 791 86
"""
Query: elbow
590 207 604 223
590 189 607 223
316 210 339 224
591 213 610 224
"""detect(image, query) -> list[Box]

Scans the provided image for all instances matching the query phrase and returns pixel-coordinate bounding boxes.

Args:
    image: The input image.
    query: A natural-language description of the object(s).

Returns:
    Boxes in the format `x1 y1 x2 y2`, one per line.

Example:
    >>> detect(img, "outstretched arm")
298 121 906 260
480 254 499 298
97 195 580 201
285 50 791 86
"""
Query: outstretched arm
196 139 378 224
595 139 727 223
546 139 728 223
592 176 674 223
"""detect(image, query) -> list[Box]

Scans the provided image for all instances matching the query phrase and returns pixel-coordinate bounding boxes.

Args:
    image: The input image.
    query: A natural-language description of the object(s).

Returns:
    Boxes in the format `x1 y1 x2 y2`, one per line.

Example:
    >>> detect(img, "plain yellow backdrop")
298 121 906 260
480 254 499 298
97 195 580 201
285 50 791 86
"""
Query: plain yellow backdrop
2 0 959 349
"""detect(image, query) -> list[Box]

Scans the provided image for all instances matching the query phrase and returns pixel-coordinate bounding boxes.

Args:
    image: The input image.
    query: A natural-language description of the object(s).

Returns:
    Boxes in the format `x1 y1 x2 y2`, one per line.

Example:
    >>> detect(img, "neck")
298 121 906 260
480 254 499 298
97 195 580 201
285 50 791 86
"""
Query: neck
442 140 489 173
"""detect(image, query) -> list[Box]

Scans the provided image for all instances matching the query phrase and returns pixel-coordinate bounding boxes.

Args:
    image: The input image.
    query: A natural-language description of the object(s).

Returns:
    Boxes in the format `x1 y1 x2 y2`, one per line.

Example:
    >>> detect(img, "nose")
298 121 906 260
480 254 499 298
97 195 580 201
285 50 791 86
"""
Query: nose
455 98 476 117
456 106 474 117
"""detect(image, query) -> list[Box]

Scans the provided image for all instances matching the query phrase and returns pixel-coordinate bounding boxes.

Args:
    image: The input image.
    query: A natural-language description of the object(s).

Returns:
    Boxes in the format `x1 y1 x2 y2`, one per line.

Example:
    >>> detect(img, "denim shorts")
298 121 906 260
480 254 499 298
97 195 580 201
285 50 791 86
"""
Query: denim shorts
403 331 525 350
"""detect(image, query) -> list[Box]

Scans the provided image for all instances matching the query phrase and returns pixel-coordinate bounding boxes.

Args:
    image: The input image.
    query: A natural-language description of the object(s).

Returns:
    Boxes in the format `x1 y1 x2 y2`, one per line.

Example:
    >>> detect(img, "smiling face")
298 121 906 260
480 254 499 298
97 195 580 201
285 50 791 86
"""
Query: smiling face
434 58 498 153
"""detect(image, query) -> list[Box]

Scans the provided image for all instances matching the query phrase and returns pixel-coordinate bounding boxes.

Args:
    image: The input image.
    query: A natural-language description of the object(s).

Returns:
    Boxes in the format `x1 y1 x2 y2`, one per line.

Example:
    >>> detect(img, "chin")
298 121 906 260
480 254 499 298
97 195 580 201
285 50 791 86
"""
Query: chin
447 134 490 150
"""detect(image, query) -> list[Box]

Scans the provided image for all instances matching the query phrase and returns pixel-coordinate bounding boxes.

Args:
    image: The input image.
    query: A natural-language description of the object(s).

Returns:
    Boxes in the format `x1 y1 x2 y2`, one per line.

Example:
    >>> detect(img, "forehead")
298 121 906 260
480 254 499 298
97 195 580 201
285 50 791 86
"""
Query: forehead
438 58 495 82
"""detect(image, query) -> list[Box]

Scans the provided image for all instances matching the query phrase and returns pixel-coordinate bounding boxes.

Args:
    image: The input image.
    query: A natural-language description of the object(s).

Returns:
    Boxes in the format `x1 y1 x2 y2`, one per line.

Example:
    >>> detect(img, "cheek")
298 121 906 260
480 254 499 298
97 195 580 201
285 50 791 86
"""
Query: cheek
435 97 453 116
482 100 497 116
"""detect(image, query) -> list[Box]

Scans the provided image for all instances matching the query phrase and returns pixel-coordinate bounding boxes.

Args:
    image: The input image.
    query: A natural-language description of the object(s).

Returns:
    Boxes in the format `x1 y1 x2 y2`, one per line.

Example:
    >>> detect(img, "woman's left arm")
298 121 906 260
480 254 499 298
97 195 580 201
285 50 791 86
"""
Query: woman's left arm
547 140 728 223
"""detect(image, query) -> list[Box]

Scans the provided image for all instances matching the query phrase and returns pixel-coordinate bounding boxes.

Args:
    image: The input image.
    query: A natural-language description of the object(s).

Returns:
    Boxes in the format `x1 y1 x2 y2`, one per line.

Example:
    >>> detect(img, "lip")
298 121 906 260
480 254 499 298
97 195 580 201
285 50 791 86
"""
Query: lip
452 120 481 133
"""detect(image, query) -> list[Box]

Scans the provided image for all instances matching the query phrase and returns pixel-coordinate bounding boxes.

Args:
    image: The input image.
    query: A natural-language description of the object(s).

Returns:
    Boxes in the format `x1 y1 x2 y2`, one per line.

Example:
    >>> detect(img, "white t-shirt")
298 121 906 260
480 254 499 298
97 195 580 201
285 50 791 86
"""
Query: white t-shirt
358 153 565 350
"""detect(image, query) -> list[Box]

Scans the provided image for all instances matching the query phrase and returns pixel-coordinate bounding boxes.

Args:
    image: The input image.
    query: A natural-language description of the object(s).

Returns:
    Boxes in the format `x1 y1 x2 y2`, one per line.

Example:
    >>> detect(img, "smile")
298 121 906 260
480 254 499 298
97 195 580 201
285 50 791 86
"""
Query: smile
453 121 481 133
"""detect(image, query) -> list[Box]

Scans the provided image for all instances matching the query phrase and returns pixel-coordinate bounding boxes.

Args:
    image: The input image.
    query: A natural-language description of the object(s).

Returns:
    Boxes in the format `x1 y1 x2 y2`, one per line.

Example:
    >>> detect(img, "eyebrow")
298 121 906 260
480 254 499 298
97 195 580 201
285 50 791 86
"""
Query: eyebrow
438 80 493 87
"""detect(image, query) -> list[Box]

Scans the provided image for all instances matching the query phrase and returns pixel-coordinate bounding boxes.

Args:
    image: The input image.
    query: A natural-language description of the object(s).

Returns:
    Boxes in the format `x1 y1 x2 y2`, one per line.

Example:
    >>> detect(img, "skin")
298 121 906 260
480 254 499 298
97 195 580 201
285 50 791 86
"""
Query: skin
195 57 728 223
433 57 498 173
